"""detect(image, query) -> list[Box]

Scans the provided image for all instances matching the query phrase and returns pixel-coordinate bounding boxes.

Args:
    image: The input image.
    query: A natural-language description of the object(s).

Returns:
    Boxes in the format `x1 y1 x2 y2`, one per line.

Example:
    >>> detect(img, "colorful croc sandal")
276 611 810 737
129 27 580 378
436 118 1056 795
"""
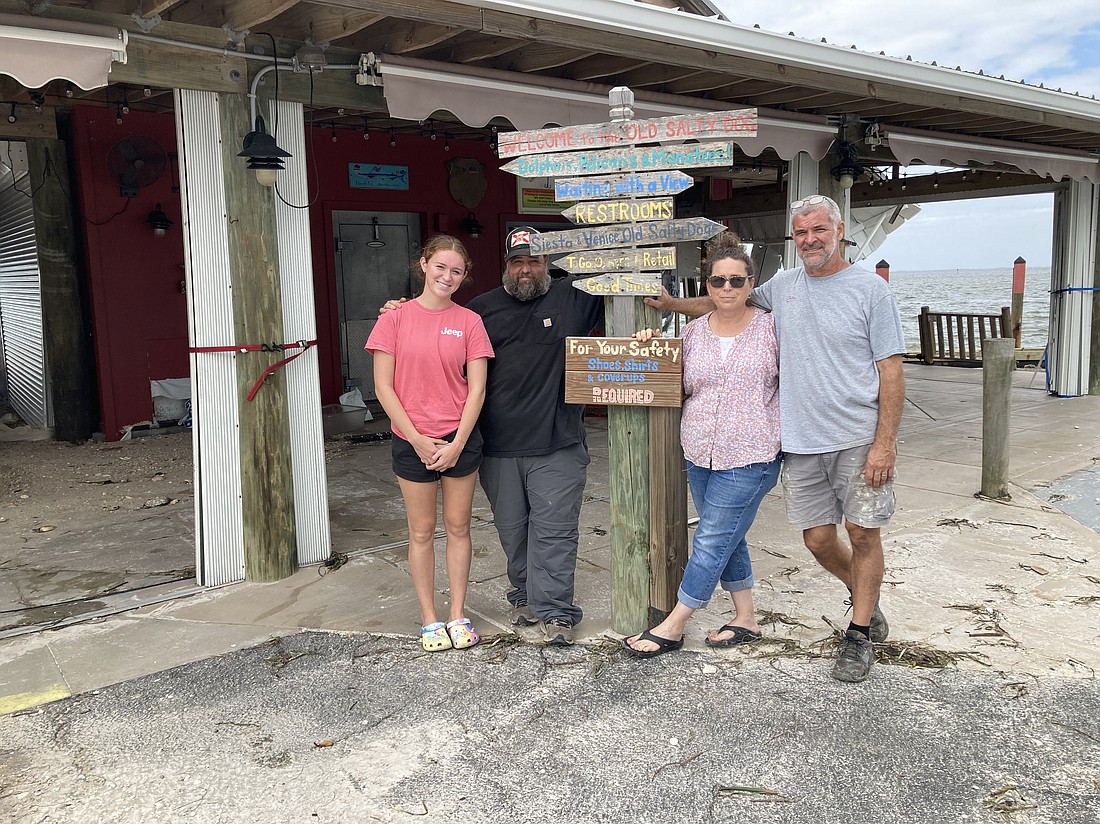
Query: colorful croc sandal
421 621 453 652
446 617 480 650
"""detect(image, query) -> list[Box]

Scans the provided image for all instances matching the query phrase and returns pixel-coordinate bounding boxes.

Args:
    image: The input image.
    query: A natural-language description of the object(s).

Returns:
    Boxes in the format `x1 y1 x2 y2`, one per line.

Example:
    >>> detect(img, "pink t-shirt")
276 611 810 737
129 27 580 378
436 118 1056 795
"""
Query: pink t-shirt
680 307 780 470
365 300 494 440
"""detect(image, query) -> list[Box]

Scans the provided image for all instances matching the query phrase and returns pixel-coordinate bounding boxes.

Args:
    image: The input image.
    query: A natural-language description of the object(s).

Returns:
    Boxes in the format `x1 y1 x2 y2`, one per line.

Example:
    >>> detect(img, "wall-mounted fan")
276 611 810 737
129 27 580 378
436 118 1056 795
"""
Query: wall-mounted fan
106 135 167 198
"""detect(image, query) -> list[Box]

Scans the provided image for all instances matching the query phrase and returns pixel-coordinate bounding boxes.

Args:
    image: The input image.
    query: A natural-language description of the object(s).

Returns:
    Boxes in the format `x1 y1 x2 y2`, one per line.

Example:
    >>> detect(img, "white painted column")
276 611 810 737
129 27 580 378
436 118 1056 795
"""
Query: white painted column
174 89 245 585
784 152 819 269
1048 180 1098 397
272 99 330 567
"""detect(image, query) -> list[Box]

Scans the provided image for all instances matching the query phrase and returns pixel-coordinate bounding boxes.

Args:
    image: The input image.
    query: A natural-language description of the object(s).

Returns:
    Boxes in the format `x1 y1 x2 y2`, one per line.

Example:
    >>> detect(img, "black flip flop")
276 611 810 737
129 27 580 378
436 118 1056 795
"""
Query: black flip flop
622 629 684 659
704 624 762 648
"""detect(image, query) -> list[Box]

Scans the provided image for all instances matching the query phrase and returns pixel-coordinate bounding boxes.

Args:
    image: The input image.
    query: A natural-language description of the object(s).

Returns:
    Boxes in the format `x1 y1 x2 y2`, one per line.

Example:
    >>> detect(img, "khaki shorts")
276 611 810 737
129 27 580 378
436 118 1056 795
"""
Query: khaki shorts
781 445 896 530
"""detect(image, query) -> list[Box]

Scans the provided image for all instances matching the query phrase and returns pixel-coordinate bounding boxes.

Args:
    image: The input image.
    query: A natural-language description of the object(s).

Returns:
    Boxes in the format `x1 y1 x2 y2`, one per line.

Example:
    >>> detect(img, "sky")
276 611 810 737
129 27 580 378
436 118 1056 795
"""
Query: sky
710 0 1100 270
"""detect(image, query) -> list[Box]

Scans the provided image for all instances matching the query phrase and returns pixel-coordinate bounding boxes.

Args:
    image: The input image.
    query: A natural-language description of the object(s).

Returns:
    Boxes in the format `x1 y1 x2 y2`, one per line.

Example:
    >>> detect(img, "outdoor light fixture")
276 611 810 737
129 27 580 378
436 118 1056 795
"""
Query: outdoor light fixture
389 127 396 147
362 119 369 140
237 114 292 187
830 139 865 190
366 217 386 248
6 103 15 124
460 212 484 238
147 202 172 237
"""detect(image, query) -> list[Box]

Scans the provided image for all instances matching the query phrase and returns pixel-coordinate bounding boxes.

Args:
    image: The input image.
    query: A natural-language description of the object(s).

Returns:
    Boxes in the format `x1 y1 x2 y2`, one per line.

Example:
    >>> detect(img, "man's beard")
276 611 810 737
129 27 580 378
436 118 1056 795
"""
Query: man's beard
502 270 550 301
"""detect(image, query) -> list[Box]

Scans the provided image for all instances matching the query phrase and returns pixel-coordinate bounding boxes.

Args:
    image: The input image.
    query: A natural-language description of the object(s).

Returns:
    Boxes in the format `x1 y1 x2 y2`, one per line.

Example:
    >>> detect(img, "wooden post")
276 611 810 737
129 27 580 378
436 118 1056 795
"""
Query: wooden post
918 306 934 365
219 94 298 582
1011 257 1026 347
26 138 96 443
603 86 650 635
980 338 1014 500
875 259 890 282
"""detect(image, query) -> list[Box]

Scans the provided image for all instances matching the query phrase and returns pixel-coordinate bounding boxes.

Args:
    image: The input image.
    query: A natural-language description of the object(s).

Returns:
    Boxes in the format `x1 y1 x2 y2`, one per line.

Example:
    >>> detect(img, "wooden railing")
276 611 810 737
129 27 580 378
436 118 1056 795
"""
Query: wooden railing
918 305 1013 365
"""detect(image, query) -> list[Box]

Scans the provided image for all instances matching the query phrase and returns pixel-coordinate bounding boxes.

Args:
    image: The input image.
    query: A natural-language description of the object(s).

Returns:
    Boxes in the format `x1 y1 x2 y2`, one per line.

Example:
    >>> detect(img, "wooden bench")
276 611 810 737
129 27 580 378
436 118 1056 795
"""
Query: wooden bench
917 305 1013 365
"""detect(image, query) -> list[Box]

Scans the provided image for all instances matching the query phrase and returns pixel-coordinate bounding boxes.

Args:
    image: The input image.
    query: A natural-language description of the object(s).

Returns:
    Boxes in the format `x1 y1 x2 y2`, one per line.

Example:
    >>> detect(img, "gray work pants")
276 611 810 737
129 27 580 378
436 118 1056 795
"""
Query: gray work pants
478 443 589 625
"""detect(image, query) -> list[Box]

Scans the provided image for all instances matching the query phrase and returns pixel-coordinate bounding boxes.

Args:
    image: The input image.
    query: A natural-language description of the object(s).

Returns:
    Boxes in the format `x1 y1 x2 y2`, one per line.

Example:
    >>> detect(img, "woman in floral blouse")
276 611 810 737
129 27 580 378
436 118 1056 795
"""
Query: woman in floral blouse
624 233 780 657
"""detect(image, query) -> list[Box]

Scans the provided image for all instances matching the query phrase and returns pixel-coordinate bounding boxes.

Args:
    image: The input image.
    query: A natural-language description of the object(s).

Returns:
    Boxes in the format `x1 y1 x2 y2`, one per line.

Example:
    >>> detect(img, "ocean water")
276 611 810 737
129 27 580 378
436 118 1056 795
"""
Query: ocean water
888 267 1051 352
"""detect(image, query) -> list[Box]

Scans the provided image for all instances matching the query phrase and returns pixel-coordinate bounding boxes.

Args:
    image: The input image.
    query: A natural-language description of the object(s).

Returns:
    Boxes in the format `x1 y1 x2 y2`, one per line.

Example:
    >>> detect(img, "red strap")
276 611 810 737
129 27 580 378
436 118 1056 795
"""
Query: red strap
189 339 318 401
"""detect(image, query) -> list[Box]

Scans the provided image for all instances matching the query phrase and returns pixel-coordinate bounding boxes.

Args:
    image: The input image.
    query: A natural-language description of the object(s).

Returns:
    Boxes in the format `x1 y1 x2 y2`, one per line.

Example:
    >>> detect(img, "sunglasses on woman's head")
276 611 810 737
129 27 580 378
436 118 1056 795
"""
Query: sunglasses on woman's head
707 275 750 289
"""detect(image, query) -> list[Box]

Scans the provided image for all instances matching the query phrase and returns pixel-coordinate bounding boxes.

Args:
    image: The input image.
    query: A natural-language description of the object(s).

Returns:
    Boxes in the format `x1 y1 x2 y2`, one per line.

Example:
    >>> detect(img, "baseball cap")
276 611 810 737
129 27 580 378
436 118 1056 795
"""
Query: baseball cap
504 226 539 260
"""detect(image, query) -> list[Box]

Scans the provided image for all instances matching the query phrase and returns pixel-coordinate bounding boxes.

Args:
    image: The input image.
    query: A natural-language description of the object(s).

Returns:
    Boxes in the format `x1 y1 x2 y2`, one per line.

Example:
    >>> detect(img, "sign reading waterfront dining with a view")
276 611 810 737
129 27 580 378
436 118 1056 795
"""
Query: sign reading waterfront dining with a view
565 337 683 407
498 96 757 407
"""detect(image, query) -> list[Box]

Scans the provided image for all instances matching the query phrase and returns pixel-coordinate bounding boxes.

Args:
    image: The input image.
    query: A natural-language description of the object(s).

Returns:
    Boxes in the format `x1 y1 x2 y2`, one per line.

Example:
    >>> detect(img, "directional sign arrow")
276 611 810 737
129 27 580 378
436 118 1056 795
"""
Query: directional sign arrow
501 142 738 179
563 197 674 225
555 171 694 202
571 274 664 296
554 247 677 274
530 217 725 255
497 108 758 157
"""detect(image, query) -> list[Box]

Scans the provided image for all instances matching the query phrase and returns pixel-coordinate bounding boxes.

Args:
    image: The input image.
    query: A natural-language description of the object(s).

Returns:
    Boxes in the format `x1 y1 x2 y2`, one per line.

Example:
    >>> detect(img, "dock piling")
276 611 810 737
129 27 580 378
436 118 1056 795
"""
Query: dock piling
980 338 1014 500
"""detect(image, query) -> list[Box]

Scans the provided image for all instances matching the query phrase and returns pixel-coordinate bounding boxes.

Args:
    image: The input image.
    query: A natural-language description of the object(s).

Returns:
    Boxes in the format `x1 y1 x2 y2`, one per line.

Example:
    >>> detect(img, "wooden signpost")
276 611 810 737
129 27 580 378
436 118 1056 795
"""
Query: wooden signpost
498 88 758 635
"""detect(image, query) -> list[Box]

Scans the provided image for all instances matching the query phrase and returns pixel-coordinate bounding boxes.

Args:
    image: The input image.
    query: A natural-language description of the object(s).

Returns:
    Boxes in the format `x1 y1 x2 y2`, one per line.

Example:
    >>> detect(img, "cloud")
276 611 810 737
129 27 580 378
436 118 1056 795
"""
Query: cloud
711 0 1100 96
707 2 1090 268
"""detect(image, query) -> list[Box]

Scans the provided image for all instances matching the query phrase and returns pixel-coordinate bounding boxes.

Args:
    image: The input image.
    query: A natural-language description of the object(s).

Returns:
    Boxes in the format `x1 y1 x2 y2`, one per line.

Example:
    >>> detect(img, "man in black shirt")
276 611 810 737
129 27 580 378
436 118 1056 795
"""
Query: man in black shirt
467 227 603 645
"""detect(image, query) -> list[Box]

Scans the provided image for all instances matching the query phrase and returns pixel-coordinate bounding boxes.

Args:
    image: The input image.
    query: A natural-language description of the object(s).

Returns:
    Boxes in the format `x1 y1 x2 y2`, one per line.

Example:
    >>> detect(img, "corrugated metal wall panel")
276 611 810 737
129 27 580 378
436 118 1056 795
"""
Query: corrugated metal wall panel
0 160 49 428
175 89 245 587
272 99 331 567
1048 181 1098 397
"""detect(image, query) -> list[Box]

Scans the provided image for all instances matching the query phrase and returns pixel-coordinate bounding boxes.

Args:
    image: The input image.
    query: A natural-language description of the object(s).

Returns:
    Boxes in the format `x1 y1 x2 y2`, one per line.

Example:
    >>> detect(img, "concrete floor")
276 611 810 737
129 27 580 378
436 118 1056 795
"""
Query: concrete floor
2 363 1100 822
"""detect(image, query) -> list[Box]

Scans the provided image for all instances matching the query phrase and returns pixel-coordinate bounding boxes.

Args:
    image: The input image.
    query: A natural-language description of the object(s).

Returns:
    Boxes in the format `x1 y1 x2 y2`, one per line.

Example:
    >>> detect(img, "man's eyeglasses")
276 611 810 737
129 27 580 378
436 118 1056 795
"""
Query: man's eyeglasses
789 194 833 210
707 275 751 289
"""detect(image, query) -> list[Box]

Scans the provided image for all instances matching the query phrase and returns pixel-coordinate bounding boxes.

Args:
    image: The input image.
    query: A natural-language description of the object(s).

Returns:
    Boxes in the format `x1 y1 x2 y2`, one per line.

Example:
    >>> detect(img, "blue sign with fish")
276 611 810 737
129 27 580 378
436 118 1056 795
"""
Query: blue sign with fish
349 163 409 190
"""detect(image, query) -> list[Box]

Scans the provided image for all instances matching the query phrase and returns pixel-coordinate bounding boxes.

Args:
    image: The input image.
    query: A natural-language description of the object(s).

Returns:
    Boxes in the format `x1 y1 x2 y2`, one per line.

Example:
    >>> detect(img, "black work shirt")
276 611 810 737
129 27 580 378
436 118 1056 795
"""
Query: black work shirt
467 278 602 457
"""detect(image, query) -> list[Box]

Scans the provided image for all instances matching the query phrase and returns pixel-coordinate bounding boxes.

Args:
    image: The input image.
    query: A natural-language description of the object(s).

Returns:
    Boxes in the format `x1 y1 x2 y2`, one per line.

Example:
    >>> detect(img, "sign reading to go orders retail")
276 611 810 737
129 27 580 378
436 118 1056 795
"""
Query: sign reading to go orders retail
564 337 683 408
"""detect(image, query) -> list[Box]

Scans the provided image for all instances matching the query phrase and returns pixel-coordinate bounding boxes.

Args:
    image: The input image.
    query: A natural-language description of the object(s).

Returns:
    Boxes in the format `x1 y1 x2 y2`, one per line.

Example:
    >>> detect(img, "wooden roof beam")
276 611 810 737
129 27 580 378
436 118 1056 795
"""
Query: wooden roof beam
140 0 186 18
564 55 655 82
339 20 464 55
426 35 527 63
494 44 595 73
267 3 386 45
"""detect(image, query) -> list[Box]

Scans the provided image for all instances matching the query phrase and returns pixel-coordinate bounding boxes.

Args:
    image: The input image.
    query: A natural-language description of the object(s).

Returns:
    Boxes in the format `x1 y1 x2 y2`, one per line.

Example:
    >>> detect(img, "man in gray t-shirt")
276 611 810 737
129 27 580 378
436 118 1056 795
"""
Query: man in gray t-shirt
647 195 905 683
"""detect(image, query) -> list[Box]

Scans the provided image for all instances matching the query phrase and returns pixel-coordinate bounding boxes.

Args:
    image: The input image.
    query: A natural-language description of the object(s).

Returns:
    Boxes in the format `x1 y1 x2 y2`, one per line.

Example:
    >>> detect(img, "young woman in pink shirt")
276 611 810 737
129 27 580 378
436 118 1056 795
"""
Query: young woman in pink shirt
624 233 781 657
366 236 494 652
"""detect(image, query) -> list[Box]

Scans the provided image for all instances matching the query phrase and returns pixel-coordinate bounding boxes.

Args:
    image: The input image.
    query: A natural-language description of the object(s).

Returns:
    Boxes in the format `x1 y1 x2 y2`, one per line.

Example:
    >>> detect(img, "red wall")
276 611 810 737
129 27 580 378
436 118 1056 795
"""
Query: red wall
71 108 557 438
71 107 188 439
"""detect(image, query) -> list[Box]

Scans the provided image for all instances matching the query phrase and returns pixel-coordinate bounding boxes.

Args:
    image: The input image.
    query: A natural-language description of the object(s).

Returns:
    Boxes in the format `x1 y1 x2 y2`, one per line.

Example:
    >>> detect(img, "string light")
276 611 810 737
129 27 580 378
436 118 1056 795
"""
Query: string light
389 127 396 147
362 118 369 140
331 125 337 143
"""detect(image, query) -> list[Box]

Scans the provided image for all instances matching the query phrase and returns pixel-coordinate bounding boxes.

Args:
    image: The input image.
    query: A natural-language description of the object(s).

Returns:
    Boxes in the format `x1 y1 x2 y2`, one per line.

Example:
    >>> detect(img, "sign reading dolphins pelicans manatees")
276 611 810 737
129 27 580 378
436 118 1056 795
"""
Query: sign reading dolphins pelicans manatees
500 142 740 179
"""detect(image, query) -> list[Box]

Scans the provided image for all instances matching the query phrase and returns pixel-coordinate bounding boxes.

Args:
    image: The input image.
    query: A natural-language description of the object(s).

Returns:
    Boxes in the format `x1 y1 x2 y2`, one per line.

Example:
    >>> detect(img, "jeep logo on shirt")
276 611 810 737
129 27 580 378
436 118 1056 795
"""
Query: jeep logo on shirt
441 327 464 337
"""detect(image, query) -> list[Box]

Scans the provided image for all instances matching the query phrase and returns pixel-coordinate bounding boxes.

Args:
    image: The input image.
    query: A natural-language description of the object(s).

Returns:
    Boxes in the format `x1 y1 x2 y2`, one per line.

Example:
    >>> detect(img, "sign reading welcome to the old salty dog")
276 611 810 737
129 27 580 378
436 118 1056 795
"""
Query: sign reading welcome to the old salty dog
498 107 758 407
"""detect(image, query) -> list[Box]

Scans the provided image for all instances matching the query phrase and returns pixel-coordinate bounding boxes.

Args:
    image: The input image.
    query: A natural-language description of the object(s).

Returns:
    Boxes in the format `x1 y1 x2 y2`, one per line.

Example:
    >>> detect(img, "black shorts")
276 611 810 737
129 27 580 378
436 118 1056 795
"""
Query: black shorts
391 427 484 483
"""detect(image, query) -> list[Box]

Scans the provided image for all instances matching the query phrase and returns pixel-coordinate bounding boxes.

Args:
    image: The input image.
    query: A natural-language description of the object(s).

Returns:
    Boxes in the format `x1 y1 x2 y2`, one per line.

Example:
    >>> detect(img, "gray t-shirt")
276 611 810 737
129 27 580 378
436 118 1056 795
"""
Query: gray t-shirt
752 263 905 454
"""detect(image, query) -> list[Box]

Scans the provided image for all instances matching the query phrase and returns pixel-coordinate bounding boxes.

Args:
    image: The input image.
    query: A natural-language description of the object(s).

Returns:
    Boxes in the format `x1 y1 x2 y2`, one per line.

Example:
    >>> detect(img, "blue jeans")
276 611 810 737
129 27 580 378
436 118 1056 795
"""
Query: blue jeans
679 456 781 609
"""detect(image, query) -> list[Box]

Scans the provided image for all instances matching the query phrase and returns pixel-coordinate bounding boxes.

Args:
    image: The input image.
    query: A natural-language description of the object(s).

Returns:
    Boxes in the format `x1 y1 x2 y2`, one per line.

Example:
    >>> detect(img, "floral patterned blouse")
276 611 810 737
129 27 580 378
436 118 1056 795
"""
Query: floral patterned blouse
680 307 780 470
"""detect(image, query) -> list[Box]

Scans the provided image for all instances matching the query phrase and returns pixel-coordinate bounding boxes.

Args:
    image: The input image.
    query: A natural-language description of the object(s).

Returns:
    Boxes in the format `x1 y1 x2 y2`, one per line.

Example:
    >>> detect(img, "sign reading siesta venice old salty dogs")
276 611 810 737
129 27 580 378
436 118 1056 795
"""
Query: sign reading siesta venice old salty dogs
529 217 724 255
